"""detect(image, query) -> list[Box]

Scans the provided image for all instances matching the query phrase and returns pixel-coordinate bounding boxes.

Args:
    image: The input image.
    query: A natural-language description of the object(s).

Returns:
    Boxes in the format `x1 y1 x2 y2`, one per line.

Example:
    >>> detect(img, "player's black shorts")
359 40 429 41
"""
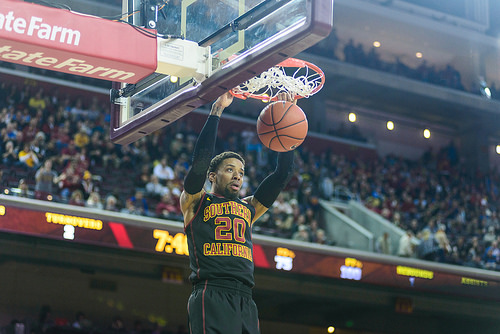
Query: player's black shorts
188 279 260 334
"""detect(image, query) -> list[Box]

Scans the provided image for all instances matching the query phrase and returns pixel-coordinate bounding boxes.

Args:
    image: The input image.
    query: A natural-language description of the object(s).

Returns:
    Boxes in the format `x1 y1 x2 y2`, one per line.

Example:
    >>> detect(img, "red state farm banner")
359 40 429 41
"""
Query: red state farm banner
0 0 157 83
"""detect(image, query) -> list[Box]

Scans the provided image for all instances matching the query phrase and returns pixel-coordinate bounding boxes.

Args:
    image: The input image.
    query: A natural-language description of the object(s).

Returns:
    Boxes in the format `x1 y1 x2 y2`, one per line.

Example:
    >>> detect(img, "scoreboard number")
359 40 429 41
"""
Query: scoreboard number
153 229 189 256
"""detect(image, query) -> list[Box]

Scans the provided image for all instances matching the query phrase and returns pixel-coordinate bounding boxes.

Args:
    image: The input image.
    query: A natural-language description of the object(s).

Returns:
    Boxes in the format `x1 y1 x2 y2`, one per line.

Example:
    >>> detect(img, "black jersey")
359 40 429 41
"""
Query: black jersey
185 192 256 288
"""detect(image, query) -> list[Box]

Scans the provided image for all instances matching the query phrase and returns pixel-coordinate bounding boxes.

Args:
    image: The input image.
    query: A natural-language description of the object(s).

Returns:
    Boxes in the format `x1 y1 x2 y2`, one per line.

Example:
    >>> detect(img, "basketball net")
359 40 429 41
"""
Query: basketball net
231 58 325 101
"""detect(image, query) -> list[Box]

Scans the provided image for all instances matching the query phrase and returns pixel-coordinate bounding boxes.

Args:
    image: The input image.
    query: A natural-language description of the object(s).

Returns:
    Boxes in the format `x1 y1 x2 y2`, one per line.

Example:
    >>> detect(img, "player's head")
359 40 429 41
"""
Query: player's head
208 151 245 199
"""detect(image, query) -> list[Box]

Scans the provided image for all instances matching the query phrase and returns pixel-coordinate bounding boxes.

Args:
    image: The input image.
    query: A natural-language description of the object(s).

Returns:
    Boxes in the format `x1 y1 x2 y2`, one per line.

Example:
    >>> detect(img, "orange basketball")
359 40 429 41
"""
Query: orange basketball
256 101 308 152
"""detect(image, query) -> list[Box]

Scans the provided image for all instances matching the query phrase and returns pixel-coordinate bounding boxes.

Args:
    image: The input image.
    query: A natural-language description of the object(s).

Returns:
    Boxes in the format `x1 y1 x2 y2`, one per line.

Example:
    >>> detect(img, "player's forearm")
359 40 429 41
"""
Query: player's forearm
253 151 294 208
210 102 225 117
183 115 220 194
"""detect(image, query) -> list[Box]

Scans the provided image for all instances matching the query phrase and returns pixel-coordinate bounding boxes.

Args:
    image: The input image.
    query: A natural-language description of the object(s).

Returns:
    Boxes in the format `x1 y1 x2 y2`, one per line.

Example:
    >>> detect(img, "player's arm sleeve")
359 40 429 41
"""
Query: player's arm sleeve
183 115 220 194
253 151 294 208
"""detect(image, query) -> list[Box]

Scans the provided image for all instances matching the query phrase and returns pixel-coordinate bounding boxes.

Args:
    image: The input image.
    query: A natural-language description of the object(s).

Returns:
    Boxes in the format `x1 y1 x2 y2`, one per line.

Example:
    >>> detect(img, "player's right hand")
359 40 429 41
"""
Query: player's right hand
214 91 234 109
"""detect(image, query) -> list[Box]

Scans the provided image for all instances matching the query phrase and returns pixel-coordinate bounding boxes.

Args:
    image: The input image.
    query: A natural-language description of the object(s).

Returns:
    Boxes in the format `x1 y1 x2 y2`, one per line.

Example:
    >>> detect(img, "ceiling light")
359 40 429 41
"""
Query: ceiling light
348 112 357 122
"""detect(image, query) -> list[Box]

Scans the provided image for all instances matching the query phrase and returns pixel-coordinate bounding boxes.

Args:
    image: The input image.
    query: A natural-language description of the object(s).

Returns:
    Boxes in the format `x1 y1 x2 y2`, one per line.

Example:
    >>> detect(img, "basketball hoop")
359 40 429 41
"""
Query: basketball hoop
230 58 325 101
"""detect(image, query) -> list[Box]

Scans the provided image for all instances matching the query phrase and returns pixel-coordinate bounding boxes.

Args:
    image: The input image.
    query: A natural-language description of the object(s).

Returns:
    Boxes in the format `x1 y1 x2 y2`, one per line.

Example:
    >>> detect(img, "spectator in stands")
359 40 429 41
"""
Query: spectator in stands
28 90 46 111
58 161 83 201
416 229 439 261
482 240 499 270
69 98 87 120
18 142 40 169
483 226 497 244
102 141 121 170
173 152 189 181
60 140 79 166
81 170 98 200
86 191 103 210
105 194 120 212
309 219 327 245
153 156 175 184
169 133 185 159
314 229 329 245
134 164 151 190
31 132 47 161
398 230 415 257
145 174 168 199
41 115 58 138
156 192 182 220
69 189 85 206
14 178 31 198
35 159 59 200
123 190 149 216
22 118 40 144
375 232 392 255
87 131 104 167
74 127 90 149
434 224 451 262
292 225 311 242
2 140 18 166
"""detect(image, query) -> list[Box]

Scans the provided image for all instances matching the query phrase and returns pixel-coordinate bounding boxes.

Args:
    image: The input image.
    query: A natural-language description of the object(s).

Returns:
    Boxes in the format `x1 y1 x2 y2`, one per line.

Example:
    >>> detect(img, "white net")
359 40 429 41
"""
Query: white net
231 62 324 100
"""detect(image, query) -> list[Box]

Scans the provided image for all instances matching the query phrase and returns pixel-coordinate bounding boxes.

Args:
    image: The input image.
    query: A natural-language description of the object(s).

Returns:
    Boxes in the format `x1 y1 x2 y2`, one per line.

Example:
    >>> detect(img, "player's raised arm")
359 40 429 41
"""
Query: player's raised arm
246 150 294 223
180 92 233 226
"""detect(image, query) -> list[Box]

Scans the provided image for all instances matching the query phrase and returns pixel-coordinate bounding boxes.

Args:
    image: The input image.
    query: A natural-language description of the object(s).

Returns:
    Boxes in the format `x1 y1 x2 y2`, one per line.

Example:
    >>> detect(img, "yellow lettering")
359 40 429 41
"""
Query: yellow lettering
461 277 488 287
396 266 433 280
44 212 102 230
153 229 169 252
203 243 211 255
204 206 209 221
203 242 252 262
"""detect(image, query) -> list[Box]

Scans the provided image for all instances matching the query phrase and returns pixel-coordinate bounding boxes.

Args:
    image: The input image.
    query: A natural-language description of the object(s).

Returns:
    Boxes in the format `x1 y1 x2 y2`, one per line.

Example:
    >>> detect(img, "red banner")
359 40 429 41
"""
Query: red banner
0 0 157 83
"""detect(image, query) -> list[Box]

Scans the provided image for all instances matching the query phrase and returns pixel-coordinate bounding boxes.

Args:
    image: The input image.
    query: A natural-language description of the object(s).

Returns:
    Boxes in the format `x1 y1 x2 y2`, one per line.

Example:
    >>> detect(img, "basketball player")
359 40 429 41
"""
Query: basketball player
181 92 295 333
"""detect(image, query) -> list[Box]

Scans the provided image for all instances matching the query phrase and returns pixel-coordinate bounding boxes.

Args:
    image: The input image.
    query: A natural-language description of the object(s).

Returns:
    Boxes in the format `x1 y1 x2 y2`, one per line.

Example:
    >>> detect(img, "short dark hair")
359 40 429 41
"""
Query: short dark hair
208 151 245 174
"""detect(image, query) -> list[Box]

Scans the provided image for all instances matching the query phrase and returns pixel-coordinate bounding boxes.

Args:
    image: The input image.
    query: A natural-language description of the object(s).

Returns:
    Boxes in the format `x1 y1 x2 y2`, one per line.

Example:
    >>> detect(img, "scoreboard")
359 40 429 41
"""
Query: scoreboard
1 195 499 301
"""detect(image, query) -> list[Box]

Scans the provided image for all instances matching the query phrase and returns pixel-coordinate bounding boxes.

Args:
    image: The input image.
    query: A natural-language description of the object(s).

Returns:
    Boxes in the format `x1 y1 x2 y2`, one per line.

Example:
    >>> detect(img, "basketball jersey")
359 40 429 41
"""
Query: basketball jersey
185 192 256 287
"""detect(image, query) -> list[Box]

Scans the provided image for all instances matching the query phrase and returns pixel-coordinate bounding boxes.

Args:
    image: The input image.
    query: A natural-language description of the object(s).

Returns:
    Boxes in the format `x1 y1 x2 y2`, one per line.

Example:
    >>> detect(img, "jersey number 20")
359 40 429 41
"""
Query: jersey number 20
215 217 246 243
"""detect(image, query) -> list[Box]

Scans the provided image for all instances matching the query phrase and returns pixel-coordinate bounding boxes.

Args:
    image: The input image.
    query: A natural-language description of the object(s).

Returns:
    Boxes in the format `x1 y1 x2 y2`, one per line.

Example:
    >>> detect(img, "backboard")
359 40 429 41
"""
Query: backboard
110 0 334 145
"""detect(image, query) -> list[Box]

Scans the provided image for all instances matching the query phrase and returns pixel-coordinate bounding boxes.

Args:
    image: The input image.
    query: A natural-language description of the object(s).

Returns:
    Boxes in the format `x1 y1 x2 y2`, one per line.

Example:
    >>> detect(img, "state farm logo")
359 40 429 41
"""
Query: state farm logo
0 11 80 46
0 3 155 83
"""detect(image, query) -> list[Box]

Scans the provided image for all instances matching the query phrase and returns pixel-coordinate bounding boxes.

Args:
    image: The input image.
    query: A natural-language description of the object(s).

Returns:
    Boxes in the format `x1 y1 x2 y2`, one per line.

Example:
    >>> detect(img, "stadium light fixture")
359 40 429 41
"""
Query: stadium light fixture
348 112 357 122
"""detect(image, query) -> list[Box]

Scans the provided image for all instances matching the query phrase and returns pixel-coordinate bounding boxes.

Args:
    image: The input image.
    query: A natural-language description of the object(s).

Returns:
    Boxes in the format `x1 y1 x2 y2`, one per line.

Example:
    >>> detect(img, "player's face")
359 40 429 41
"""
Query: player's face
211 158 244 199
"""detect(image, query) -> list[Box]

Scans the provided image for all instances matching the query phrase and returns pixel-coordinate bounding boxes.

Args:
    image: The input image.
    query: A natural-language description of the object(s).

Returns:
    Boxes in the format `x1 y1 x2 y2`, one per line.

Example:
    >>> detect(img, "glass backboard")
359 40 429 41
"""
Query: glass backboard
110 0 334 145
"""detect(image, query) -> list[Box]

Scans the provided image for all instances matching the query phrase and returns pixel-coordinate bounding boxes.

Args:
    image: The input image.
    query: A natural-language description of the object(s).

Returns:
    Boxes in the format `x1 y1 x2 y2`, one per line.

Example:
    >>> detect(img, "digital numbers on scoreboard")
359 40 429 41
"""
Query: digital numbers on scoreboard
153 229 189 256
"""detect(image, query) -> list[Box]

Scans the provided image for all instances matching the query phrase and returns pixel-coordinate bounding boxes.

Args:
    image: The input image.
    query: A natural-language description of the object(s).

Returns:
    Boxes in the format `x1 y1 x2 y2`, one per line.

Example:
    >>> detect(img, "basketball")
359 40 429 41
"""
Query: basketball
256 101 308 152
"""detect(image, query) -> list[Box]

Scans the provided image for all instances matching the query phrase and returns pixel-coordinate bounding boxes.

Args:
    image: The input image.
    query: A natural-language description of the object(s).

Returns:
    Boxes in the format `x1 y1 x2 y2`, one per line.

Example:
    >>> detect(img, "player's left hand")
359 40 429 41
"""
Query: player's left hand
277 92 296 103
